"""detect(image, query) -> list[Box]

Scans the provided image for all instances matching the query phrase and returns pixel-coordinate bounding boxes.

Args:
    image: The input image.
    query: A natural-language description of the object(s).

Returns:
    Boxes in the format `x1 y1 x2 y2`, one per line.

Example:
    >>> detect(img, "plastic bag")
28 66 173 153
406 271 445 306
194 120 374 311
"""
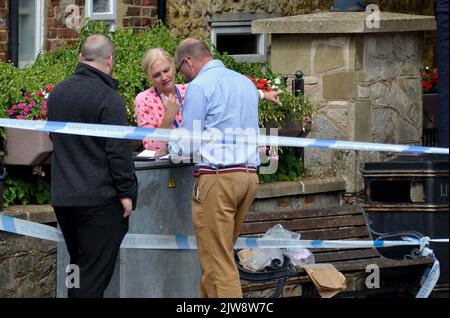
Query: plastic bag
237 224 315 271
264 224 315 267
237 248 284 272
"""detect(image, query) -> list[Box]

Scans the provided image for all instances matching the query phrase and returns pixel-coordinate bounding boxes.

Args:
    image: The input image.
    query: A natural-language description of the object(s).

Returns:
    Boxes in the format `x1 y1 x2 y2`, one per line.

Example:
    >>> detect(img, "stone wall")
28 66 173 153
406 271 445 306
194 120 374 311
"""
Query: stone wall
167 0 334 39
260 12 432 192
0 205 57 298
302 33 423 192
167 0 435 66
0 0 7 62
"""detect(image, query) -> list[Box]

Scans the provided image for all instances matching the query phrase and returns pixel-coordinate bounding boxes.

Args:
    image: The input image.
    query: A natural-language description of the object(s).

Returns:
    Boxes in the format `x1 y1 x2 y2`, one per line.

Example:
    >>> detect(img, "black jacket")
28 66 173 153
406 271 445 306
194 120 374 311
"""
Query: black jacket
48 63 137 208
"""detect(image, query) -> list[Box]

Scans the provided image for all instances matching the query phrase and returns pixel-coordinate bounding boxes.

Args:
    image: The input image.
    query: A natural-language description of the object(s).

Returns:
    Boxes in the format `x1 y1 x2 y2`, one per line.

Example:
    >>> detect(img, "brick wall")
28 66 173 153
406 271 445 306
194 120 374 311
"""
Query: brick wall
0 0 8 62
46 0 85 51
120 0 157 30
45 0 158 51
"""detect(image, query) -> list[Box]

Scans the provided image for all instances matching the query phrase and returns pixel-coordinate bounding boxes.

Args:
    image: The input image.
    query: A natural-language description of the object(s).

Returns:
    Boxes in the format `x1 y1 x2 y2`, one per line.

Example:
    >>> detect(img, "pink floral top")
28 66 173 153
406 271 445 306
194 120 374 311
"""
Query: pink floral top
134 84 187 150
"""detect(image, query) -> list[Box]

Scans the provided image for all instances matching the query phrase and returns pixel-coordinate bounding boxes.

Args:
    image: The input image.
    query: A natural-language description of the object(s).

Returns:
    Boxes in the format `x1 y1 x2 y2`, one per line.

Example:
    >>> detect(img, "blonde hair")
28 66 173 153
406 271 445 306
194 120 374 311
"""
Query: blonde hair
141 48 175 81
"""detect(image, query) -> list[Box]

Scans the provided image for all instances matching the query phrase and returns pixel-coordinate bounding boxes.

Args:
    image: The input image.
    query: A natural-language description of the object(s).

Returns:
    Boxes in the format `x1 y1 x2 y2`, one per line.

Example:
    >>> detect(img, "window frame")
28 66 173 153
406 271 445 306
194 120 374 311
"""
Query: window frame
211 21 267 63
209 13 278 63
18 0 44 68
85 0 117 30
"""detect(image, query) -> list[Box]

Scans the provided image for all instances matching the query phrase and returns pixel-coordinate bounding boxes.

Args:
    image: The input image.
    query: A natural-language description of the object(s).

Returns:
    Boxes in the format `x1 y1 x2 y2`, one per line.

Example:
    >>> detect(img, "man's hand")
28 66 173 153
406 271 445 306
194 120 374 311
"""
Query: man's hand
120 197 133 218
155 146 169 159
263 90 282 106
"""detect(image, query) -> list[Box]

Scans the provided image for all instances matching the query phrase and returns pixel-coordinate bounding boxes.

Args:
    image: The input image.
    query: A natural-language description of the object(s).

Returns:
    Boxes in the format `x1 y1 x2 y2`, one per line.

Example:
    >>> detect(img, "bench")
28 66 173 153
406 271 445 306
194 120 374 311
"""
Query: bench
236 205 435 298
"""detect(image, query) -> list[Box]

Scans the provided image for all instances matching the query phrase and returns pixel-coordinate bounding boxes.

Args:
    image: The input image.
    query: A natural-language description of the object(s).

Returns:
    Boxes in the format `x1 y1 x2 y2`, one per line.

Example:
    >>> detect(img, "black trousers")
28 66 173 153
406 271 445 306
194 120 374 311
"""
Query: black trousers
54 200 128 298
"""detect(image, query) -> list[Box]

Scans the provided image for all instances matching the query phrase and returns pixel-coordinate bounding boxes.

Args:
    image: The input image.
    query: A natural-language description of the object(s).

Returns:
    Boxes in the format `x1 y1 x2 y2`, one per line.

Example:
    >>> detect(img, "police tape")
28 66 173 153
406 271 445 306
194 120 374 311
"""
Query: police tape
0 118 448 154
1 213 448 250
1 213 445 298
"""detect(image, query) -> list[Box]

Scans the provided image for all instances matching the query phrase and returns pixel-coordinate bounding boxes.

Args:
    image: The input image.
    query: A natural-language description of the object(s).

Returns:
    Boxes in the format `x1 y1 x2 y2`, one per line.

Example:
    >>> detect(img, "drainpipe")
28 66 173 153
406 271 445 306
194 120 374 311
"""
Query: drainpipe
157 0 167 25
8 0 18 66
437 0 449 147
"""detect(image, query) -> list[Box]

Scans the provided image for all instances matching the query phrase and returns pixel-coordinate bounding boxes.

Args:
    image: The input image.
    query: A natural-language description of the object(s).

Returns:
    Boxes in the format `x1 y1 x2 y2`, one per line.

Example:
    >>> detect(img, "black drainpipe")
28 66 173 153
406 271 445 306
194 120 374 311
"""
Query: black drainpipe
8 0 19 66
157 0 166 25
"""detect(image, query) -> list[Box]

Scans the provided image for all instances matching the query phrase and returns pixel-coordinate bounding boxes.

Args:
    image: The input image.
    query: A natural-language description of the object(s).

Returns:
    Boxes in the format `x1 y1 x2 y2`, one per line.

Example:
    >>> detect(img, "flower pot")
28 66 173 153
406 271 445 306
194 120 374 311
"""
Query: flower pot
264 117 311 138
3 128 53 165
423 93 439 147
423 93 438 129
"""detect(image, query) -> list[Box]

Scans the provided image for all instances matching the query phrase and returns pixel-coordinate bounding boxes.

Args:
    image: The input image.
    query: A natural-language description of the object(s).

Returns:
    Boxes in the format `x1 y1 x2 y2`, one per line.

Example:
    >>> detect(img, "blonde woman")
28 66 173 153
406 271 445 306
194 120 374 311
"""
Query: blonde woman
134 48 186 151
135 48 282 151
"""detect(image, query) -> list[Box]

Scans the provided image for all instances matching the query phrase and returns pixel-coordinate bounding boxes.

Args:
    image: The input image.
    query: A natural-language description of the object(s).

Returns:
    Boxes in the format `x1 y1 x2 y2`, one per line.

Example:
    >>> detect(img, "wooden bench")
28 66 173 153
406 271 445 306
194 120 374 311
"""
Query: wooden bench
236 205 435 298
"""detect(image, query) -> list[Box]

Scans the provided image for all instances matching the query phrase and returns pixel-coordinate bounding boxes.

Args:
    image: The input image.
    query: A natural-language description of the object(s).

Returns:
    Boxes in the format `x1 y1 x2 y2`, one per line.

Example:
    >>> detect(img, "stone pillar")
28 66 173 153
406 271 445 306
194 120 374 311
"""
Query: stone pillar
253 12 436 192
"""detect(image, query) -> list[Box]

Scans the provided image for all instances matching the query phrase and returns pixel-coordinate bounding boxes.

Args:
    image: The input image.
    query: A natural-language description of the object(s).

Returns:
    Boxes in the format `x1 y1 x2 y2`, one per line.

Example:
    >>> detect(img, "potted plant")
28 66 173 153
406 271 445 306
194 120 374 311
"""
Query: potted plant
246 75 314 138
3 85 53 165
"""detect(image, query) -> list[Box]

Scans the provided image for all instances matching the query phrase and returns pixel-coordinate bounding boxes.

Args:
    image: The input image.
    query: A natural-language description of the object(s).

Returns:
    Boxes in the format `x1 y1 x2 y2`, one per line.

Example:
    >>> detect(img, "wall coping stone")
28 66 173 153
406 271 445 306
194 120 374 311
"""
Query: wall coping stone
2 205 55 224
255 177 346 199
1 178 346 220
252 12 436 34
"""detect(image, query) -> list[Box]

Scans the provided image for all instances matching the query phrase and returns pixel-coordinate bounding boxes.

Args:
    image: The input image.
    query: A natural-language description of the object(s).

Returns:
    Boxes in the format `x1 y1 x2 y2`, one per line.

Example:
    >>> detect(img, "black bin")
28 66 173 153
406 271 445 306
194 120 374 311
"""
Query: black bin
362 154 449 295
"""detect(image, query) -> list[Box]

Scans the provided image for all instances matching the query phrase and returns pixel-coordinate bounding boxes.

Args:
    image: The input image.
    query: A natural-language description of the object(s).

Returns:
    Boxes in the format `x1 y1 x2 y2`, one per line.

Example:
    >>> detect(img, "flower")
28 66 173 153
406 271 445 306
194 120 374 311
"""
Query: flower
7 85 53 120
244 74 272 92
421 67 438 94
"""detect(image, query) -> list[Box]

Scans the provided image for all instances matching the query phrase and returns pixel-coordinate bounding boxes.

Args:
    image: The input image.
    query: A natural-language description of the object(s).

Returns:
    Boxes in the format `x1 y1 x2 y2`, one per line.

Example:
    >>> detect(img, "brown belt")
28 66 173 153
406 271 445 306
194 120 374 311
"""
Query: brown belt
193 165 257 176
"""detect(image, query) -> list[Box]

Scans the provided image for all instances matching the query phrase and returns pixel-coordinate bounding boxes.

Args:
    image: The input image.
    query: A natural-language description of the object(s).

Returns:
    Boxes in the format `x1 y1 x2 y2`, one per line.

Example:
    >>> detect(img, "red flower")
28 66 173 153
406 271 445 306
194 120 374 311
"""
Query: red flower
421 67 438 94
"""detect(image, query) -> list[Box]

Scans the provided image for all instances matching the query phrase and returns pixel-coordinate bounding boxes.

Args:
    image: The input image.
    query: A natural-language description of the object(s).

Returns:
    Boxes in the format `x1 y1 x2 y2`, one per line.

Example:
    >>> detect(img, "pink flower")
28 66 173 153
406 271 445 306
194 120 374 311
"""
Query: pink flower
17 115 24 119
7 109 14 116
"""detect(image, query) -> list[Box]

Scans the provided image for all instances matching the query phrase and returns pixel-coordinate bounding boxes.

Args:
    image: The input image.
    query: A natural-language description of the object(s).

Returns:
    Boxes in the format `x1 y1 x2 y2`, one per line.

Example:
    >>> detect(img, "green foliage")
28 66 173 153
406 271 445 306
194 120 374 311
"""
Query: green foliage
2 171 51 207
258 148 305 183
259 92 314 129
0 21 316 207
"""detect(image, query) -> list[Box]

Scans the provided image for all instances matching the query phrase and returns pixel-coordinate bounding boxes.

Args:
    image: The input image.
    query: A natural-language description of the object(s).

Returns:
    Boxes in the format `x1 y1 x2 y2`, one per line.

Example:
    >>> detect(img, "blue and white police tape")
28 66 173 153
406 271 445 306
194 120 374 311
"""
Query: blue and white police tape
1 213 445 297
0 118 448 154
1 213 448 250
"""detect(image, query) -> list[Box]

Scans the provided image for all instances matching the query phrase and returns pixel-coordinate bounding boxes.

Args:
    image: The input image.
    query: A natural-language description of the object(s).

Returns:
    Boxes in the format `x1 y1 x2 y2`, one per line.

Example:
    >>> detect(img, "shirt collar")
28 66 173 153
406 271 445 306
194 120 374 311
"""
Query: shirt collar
197 59 225 76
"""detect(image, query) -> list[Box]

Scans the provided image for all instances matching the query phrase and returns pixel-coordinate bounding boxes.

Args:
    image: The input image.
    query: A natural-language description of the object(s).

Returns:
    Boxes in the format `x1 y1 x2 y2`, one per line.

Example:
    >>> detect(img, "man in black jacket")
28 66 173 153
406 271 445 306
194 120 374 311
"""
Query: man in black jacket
48 34 138 298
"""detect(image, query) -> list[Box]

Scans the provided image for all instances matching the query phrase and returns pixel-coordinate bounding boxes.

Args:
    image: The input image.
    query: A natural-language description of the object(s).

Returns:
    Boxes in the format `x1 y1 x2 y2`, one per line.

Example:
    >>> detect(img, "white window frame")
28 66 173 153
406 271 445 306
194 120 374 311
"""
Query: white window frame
18 0 44 68
85 0 117 30
211 21 267 63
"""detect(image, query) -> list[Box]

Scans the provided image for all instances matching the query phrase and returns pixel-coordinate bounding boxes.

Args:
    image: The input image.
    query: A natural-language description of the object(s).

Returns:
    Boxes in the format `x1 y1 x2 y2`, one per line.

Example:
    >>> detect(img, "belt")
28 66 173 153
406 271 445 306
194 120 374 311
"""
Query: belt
193 165 257 176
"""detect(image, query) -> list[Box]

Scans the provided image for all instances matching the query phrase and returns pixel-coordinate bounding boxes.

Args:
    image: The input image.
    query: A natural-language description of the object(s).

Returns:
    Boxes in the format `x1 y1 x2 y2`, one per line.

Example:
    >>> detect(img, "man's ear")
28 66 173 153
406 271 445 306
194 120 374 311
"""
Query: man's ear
79 53 83 62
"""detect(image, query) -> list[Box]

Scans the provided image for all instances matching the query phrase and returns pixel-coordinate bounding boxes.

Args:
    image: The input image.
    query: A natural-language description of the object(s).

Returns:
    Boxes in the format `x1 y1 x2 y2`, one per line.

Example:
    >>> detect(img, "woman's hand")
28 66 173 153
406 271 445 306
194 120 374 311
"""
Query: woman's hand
160 93 180 129
155 147 169 159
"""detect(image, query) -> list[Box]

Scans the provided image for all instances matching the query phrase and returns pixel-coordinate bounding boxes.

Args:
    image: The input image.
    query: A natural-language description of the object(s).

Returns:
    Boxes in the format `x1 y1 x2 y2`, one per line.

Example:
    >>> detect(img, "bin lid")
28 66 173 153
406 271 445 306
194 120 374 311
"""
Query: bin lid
363 153 448 172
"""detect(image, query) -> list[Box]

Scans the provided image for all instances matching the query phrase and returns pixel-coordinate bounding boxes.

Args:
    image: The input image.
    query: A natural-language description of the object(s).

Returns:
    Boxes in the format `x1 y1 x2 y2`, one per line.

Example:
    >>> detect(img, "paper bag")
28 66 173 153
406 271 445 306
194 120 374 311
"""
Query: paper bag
302 263 347 298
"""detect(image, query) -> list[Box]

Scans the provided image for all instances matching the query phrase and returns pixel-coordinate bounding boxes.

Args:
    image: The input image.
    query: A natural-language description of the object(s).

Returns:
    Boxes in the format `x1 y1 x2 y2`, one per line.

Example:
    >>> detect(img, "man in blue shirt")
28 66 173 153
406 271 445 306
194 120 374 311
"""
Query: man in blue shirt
170 38 260 297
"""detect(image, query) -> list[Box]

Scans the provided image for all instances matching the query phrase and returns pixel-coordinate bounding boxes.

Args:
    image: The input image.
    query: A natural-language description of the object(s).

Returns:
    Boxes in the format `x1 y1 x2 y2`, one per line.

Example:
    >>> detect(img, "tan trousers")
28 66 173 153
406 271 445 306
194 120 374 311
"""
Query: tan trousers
192 172 259 298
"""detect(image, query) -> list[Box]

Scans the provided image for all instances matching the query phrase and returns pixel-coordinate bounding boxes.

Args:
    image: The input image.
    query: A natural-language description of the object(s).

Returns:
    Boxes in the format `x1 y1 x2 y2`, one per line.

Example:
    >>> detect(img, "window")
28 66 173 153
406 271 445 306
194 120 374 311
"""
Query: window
18 0 44 68
210 14 277 63
86 0 117 30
